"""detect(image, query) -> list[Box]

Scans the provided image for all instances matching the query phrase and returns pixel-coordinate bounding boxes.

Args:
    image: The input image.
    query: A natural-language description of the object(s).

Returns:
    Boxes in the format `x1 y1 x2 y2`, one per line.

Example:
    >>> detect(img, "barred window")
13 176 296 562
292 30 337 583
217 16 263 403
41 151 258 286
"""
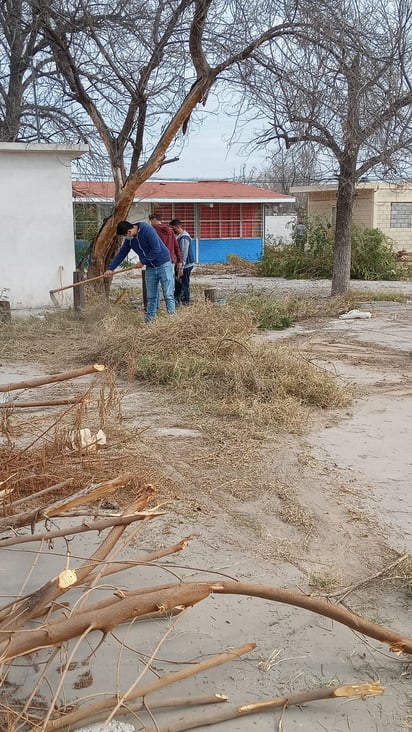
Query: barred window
390 202 412 228
155 204 195 237
199 203 262 239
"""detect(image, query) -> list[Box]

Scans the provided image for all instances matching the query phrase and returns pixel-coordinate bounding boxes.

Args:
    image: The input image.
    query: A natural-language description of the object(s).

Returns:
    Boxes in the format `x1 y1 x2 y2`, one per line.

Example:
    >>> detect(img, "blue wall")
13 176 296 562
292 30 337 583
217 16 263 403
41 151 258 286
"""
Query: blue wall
198 238 263 264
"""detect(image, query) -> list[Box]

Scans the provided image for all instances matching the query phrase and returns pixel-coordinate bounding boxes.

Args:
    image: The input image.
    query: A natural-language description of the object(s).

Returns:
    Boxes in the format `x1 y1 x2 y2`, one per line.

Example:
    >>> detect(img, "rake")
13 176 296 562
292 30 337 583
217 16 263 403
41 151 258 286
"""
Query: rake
49 265 137 307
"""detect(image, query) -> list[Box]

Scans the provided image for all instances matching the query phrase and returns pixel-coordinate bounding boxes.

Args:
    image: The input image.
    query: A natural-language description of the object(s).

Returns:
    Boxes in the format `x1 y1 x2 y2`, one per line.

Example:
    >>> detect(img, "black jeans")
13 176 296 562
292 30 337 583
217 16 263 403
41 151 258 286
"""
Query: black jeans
175 266 193 304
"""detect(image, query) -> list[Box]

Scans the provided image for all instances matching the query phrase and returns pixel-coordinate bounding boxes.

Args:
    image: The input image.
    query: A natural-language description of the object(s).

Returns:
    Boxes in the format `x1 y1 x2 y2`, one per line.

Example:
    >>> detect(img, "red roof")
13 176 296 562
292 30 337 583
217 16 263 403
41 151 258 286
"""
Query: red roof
72 179 294 203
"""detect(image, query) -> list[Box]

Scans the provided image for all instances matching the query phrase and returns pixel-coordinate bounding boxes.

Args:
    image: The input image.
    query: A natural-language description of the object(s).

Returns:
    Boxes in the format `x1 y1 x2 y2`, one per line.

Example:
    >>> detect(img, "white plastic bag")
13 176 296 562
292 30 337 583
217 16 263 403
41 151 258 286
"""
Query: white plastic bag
339 309 371 320
69 428 107 451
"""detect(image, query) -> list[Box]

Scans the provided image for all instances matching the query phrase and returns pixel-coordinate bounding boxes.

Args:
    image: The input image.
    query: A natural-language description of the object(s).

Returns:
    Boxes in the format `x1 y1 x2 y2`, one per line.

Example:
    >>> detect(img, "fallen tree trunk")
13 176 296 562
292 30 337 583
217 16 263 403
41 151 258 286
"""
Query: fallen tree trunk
3 576 412 663
0 364 106 393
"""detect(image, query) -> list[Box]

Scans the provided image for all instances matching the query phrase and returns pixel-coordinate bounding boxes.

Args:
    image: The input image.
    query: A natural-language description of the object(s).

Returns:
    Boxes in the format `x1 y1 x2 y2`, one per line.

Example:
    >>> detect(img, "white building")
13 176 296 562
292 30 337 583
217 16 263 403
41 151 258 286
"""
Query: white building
1 142 88 309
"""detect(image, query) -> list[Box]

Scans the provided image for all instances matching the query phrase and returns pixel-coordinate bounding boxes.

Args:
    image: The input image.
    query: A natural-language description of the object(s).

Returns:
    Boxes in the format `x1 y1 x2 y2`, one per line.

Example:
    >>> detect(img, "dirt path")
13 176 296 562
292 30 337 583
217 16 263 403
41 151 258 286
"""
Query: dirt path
1 278 412 731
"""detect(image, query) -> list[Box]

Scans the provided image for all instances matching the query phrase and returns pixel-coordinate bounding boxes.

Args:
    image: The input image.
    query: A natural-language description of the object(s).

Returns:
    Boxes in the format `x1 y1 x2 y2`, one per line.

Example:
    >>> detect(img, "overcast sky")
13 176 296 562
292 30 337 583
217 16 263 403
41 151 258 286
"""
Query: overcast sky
162 103 269 181
74 96 270 182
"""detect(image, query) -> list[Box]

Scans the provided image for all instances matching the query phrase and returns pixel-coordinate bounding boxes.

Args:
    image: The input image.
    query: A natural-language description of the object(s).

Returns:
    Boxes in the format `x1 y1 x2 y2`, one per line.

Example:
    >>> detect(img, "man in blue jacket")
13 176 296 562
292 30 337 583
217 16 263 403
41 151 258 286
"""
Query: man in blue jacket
104 221 176 322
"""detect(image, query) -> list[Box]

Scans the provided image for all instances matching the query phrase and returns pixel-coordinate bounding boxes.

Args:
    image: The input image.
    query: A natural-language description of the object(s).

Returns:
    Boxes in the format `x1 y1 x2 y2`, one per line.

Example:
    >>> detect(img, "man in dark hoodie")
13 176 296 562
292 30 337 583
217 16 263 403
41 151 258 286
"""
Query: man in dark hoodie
149 213 183 274
104 221 175 322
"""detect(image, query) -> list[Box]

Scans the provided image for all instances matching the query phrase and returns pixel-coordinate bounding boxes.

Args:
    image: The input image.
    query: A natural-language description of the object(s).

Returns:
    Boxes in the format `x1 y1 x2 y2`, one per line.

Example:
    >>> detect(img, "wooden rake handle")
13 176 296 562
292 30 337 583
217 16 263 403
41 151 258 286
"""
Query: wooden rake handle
50 265 137 295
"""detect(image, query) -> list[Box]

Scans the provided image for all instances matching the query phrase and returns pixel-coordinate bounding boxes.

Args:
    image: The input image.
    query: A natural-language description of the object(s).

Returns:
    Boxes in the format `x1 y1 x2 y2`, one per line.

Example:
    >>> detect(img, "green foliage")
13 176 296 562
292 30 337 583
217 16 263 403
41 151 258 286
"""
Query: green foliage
350 226 400 280
257 219 406 281
228 292 291 329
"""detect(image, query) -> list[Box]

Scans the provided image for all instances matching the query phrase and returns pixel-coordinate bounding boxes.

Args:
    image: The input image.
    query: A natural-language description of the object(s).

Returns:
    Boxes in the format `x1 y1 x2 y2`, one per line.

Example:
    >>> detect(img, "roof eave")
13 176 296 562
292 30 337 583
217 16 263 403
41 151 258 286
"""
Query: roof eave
73 196 296 204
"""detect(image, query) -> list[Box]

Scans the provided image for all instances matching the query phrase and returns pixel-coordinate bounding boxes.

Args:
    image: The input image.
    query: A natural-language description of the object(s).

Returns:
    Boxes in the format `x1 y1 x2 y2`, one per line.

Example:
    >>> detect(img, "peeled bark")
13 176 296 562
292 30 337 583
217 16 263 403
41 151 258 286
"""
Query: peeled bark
88 74 216 275
0 364 106 393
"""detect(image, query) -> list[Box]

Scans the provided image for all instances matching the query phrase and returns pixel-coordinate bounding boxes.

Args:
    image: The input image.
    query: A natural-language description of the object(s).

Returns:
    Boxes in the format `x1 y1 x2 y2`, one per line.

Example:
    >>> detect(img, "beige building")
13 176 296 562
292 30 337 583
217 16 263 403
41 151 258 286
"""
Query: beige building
291 181 412 252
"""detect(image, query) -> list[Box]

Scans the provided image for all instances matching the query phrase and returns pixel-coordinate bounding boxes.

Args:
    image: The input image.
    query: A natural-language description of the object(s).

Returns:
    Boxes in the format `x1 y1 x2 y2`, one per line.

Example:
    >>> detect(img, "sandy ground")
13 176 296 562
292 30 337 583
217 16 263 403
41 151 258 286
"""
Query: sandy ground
1 274 412 731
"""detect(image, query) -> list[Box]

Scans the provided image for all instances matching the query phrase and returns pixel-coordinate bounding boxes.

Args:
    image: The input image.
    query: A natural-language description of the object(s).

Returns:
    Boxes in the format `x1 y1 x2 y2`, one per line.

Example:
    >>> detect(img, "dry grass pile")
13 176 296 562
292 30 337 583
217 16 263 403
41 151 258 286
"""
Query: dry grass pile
86 302 351 432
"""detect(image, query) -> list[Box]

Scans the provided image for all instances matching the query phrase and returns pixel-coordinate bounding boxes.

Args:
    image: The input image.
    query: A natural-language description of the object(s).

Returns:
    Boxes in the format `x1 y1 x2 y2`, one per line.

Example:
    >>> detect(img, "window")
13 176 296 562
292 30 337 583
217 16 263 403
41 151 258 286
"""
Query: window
74 203 99 240
390 202 412 228
220 204 240 237
199 204 220 238
149 202 263 239
156 204 195 237
199 203 262 239
241 203 260 237
98 203 113 225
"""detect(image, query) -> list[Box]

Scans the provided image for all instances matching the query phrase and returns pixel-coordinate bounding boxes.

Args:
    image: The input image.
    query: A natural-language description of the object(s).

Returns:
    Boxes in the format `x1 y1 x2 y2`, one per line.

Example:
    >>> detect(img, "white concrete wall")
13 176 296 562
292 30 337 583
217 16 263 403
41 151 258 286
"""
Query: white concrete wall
0 143 88 309
265 215 296 244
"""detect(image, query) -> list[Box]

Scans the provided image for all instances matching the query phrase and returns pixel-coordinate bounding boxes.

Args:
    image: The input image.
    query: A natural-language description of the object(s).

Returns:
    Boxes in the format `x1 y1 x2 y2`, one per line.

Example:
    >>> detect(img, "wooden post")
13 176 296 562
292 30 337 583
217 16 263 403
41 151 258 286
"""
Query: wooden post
73 271 85 311
0 300 11 323
204 288 217 303
142 268 147 311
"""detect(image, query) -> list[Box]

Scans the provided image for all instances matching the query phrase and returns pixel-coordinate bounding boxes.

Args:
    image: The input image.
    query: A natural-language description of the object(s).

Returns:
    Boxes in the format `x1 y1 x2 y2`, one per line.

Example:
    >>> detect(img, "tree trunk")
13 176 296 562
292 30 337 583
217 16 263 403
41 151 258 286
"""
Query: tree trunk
87 76 215 278
331 169 356 295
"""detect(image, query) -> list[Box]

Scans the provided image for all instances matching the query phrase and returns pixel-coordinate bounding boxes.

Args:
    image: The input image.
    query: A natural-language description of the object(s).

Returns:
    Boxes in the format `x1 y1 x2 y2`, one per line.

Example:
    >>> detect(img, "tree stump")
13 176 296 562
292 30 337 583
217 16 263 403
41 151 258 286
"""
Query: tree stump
204 288 217 303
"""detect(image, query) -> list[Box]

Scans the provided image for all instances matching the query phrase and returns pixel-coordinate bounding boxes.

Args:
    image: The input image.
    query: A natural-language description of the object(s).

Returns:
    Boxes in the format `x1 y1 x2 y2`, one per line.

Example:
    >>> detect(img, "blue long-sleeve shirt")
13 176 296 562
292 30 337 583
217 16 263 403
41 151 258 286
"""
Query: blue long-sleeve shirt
109 222 171 270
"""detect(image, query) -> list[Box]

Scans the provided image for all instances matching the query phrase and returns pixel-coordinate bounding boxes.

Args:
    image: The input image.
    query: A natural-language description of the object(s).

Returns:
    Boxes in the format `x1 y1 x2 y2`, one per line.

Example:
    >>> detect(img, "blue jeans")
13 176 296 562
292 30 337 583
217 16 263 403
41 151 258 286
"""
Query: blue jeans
175 266 193 304
145 262 176 322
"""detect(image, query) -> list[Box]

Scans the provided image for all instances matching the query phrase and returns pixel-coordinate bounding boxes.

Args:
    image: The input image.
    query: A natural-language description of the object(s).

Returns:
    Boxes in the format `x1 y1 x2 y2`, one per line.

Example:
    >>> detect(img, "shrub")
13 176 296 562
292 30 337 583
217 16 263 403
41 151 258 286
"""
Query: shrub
350 227 400 280
257 220 405 281
228 292 291 329
255 245 288 277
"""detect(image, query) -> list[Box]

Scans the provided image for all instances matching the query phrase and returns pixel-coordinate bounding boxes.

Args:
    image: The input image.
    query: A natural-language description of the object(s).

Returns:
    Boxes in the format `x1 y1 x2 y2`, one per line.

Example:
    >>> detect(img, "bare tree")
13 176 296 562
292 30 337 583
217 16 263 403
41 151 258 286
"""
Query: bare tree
0 0 92 143
28 0 299 276
0 0 44 141
237 0 412 293
240 144 320 218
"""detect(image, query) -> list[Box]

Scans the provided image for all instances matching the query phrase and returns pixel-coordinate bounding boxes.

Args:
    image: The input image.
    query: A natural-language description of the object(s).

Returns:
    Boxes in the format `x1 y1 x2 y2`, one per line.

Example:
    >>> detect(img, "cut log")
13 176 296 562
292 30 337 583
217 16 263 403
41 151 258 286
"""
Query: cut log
0 364 106 393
